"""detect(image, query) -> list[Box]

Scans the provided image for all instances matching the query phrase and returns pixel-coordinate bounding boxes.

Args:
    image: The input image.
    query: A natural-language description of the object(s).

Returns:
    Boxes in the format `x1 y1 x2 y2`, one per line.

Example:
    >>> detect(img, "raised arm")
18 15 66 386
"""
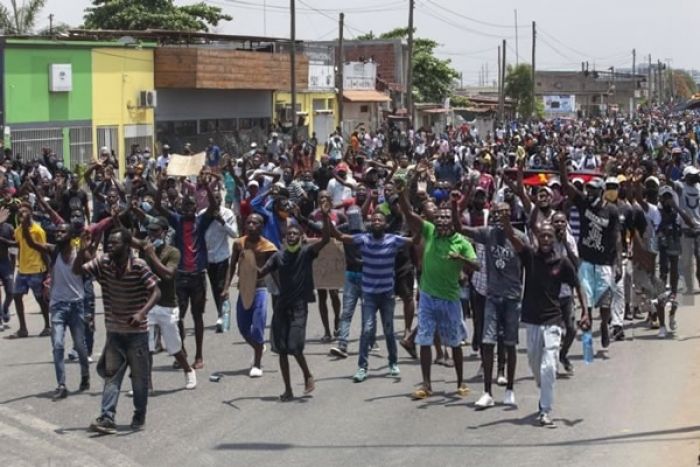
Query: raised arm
310 201 332 254
500 207 525 253
397 186 423 241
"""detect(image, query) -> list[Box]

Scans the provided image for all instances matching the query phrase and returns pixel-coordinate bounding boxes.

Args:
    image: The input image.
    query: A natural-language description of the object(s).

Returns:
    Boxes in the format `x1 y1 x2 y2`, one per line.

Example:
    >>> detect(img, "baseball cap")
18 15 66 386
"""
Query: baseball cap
645 176 660 186
604 176 620 187
659 185 674 197
247 180 259 188
571 177 585 187
586 177 604 189
547 177 561 187
683 166 700 177
147 216 169 231
99 146 110 154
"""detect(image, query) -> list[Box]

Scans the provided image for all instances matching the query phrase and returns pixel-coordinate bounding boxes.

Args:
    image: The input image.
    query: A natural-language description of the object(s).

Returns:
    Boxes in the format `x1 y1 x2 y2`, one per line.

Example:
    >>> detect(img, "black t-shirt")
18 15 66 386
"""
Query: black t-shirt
313 166 333 191
60 189 88 220
521 246 578 326
0 222 14 263
574 194 620 265
264 244 318 309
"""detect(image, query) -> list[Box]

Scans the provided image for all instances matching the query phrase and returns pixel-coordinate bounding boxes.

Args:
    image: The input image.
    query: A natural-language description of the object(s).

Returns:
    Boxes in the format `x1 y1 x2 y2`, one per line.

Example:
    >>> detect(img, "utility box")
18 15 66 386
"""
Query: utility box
49 64 72 92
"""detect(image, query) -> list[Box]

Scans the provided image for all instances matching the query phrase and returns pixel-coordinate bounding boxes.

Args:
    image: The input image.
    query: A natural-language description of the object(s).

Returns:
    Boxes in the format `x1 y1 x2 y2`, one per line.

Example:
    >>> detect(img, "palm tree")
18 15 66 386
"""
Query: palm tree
0 0 48 35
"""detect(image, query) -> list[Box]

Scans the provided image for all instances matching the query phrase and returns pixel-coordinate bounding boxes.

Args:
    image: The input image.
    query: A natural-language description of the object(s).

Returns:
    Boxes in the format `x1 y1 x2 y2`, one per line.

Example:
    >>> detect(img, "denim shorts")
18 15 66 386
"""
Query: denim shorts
14 272 45 296
416 291 466 348
483 296 521 346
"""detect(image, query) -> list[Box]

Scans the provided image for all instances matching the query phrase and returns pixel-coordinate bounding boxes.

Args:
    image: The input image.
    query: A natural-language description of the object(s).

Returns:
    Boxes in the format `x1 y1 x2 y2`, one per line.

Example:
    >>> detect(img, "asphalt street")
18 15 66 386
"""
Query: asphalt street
0 285 699 467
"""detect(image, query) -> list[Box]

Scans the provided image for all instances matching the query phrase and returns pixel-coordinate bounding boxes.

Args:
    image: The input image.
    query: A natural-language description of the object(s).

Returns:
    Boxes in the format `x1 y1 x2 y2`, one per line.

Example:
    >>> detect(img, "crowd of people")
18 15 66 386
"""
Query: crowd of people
1 105 699 433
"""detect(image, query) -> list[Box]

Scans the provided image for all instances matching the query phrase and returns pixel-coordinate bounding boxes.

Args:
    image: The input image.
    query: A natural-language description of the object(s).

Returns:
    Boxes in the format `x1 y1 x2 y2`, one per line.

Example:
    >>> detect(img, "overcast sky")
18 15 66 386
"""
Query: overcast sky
27 0 700 84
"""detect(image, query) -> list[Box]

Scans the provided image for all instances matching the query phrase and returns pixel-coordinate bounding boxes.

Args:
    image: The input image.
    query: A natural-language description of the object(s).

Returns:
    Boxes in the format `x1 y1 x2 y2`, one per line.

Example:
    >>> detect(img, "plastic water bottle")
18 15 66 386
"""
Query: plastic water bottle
221 299 231 333
582 330 594 364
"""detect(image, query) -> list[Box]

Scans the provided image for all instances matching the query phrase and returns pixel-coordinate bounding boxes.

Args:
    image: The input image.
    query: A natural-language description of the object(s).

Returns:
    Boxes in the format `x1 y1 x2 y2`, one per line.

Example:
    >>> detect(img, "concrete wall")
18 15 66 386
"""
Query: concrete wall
155 89 272 121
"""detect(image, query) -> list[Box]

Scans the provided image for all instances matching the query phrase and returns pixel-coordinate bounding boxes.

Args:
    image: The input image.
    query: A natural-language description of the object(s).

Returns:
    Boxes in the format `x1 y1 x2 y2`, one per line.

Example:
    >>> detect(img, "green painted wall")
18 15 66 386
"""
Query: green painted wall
4 47 92 124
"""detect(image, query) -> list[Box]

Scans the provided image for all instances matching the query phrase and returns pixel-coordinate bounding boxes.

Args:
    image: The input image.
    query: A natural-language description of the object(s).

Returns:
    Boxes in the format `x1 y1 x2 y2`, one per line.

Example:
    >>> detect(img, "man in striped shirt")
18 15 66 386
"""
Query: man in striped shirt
81 228 161 434
330 212 413 383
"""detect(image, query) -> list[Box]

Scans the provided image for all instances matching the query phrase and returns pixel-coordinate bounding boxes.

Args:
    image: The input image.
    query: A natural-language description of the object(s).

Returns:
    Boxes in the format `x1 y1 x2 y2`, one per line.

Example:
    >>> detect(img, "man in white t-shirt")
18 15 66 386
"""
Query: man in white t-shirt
326 163 356 207
674 166 700 294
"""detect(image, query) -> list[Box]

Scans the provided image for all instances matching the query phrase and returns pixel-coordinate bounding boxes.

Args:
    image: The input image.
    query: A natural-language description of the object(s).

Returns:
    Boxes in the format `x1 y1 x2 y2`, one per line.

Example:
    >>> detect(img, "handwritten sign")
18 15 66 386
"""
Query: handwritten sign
166 152 206 176
238 249 259 310
313 239 346 290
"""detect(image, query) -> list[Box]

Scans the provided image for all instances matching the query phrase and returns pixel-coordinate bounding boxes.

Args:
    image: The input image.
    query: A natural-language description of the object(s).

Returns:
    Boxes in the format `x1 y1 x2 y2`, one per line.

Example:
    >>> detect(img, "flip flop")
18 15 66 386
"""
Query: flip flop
303 376 315 395
411 387 433 400
456 385 470 397
8 330 28 339
38 328 51 337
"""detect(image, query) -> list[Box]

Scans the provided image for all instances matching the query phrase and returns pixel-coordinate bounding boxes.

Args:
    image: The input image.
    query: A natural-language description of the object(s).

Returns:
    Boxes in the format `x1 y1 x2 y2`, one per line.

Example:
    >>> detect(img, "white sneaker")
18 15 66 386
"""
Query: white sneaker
87 355 94 364
503 389 516 406
249 366 263 378
669 315 677 332
496 374 507 386
185 370 197 389
474 392 495 410
127 390 134 397
658 326 667 338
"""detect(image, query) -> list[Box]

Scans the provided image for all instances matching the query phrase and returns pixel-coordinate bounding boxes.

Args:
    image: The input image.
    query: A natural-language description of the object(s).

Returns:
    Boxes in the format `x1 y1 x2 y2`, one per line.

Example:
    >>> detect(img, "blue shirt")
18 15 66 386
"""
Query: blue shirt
206 145 221 167
165 210 214 272
251 193 284 249
352 233 408 294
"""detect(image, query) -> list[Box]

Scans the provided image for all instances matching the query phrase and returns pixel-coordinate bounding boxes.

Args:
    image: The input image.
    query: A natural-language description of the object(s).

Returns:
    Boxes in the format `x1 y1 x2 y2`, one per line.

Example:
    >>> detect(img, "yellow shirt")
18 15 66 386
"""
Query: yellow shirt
15 223 47 274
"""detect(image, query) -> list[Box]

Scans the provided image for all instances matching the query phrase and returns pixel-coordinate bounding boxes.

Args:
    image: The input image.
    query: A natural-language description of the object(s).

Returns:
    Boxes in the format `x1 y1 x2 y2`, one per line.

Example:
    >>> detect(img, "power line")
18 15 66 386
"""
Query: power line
423 0 528 30
415 2 513 40
221 0 407 14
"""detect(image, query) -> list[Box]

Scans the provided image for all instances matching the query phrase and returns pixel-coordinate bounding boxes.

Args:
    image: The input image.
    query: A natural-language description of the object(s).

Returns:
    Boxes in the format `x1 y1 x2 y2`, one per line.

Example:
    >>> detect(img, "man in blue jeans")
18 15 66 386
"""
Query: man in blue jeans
330 212 413 382
20 222 90 400
81 228 160 433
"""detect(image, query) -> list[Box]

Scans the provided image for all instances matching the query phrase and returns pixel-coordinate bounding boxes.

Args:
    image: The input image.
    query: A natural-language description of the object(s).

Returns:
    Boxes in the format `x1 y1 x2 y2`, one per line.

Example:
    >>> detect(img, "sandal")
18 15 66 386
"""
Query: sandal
38 328 51 337
456 384 470 397
303 376 315 395
411 387 433 400
8 330 29 339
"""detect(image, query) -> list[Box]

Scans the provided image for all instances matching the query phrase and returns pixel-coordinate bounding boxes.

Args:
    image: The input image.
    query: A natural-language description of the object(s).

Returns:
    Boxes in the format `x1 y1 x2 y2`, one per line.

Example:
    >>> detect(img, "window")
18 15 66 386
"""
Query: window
69 127 94 168
218 119 237 132
200 119 218 133
312 98 327 111
360 105 369 113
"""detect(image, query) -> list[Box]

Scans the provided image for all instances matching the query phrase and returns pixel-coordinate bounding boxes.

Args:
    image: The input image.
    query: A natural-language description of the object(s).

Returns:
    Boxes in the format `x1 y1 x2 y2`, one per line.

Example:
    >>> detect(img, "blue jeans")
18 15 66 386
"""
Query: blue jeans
336 272 363 350
97 332 150 422
358 291 397 370
51 300 89 387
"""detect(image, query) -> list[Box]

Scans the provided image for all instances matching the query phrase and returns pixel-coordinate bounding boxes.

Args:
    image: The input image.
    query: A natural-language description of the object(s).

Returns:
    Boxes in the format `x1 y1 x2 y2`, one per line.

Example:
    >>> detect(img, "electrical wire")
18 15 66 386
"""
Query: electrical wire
423 0 528 30
415 2 512 40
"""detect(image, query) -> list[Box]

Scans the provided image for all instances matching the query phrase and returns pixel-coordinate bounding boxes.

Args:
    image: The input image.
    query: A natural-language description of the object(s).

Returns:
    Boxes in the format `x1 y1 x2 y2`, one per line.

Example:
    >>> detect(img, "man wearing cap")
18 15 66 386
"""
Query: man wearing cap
560 154 622 351
673 166 700 294
327 163 357 207
157 144 171 173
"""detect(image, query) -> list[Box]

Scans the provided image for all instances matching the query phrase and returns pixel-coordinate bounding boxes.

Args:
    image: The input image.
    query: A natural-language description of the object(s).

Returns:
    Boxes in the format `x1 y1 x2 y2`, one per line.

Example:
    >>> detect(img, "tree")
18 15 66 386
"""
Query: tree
0 0 47 34
83 0 232 32
505 63 535 117
449 95 470 108
358 27 459 104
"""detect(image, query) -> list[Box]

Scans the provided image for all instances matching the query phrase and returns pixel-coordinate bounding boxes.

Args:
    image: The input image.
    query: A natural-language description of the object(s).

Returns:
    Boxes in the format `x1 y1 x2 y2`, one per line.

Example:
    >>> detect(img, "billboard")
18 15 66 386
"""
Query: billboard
543 95 576 114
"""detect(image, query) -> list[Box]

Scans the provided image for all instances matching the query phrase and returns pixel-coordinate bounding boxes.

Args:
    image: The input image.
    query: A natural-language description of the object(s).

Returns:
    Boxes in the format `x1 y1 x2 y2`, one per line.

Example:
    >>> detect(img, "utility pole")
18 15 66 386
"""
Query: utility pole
501 39 506 121
406 0 415 123
658 59 663 104
531 21 536 117
514 9 519 66
290 0 297 142
632 48 636 116
667 59 674 102
49 14 54 35
648 54 652 101
497 45 502 120
338 12 344 131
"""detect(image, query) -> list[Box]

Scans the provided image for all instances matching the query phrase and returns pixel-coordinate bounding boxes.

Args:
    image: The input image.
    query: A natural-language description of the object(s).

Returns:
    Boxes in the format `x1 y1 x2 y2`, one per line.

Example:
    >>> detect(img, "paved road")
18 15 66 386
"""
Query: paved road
0 286 699 467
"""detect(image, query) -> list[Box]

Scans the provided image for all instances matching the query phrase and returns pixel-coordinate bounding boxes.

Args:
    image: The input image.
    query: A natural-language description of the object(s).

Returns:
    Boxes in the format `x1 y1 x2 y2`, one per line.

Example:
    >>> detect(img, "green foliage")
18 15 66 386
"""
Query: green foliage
505 63 535 117
449 95 470 108
668 69 697 99
359 27 458 103
0 0 47 34
83 0 232 32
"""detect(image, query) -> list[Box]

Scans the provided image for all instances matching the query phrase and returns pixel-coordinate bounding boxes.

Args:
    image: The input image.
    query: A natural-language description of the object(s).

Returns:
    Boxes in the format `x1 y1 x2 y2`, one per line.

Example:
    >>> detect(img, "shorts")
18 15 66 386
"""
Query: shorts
416 291 466 348
270 300 309 355
175 271 207 315
237 288 268 345
578 261 613 308
14 272 45 297
483 296 521 346
0 261 14 294
148 305 182 355
632 267 665 301
394 269 415 298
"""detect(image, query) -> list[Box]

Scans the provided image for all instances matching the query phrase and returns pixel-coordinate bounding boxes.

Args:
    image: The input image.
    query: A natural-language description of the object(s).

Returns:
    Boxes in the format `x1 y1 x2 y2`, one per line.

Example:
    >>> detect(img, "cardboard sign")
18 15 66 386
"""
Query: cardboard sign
166 152 206 176
238 249 259 310
312 239 346 289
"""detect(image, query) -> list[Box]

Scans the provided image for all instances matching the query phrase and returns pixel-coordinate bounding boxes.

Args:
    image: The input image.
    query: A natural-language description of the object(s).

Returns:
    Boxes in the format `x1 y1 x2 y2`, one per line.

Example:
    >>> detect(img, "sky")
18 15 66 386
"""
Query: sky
20 0 700 85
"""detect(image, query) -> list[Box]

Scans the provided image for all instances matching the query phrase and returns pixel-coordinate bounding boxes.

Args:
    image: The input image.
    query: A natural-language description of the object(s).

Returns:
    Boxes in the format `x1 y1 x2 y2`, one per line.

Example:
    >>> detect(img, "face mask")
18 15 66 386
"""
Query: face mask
141 201 152 212
286 243 301 253
152 238 164 248
604 189 619 203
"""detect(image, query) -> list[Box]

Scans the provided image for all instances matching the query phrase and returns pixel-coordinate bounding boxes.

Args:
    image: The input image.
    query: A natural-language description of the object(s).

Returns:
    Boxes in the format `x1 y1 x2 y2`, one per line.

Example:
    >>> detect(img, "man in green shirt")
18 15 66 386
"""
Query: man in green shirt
398 187 479 400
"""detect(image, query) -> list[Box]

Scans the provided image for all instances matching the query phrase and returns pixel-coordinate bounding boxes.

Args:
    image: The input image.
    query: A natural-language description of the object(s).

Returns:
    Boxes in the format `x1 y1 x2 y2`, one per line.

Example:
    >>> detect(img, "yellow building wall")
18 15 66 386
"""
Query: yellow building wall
274 91 338 156
91 48 155 172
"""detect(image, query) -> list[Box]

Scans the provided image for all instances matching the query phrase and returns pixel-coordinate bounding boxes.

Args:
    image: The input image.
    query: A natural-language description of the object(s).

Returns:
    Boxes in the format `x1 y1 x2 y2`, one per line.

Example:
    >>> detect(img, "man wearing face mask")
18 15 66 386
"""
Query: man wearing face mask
459 203 528 409
560 154 622 352
673 166 700 295
399 188 478 400
137 217 196 390
329 211 414 384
